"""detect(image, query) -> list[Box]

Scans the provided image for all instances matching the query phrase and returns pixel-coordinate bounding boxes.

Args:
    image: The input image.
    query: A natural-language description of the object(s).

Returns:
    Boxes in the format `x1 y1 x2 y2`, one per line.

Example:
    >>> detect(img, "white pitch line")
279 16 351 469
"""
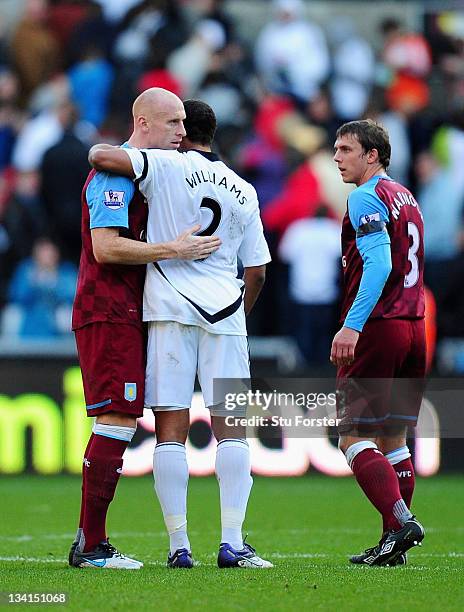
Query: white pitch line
1 527 460 543
1 553 463 565
0 556 66 563
0 532 173 542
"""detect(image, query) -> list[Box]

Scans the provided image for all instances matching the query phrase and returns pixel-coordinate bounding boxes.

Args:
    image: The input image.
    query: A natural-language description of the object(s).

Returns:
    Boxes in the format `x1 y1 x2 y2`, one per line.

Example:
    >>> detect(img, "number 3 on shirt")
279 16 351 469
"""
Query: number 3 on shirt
405 221 420 288
197 197 222 236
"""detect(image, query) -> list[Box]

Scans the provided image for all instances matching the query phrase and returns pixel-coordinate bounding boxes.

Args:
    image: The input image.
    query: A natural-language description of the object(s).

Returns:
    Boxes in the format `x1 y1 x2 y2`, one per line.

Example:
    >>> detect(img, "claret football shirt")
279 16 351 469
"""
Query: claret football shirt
72 167 148 330
341 175 425 331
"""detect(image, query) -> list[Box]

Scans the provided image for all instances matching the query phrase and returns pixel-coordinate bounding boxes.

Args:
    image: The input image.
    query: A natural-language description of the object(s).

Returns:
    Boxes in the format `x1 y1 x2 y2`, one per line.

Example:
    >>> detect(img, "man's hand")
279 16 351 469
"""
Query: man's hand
170 225 221 260
330 326 360 367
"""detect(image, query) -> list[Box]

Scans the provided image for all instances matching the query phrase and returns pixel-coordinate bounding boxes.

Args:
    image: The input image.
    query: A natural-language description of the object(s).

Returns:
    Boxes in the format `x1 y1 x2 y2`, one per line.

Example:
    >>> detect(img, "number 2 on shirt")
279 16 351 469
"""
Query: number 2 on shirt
197 197 222 236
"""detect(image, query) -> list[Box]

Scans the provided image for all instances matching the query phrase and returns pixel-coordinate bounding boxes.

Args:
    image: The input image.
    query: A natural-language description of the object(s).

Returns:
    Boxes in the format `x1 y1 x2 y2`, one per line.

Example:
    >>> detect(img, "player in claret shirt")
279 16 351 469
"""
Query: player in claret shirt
69 88 220 570
331 119 426 566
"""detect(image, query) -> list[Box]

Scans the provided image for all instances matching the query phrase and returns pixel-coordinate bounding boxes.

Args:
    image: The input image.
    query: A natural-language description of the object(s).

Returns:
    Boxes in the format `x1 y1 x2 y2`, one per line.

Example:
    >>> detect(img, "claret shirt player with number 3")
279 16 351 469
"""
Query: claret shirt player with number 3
337 172 426 432
340 175 425 327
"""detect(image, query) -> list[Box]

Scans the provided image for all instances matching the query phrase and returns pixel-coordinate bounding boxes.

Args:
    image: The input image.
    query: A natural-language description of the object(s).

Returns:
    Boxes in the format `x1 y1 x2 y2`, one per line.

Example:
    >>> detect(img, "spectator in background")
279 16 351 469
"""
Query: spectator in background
415 150 464 320
0 69 22 171
259 117 330 337
47 0 91 59
254 0 330 105
197 68 246 153
262 116 329 238
305 88 340 148
308 142 353 220
373 101 412 187
374 74 430 186
40 124 90 264
280 98 353 219
426 11 464 116
416 149 464 267
279 205 340 365
68 43 114 128
432 111 464 195
189 0 236 46
93 0 144 25
12 76 94 174
374 18 433 185
10 0 61 105
328 17 375 122
7 237 77 338
66 2 115 68
0 15 10 66
142 1 190 59
168 18 226 97
137 46 183 97
111 1 189 117
0 168 18 304
380 17 432 81
238 96 295 208
2 170 46 263
113 0 167 71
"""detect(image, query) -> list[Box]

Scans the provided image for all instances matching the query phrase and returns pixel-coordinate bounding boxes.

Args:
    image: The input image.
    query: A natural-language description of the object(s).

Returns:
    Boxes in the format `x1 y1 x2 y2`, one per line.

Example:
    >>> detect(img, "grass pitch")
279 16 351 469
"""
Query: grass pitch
1 474 463 611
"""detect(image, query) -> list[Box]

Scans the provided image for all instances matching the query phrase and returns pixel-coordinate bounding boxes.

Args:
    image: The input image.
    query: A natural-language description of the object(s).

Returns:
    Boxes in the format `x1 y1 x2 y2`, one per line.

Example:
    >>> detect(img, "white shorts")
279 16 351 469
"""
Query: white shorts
145 321 250 415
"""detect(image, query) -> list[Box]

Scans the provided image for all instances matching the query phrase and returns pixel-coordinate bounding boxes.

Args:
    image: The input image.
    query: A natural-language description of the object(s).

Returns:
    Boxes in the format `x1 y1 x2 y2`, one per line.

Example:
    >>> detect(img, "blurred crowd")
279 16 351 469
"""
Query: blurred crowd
1 0 464 371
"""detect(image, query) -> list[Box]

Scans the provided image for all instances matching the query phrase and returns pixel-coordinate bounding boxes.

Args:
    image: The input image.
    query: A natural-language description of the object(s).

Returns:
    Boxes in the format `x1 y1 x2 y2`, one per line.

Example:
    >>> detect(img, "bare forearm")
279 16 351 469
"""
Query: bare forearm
243 266 266 315
94 236 177 265
92 226 221 265
88 145 134 177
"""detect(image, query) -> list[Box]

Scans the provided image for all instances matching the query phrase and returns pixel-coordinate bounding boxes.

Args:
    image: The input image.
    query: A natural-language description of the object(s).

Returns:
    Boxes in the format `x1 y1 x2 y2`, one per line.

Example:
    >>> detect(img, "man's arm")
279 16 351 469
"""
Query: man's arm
243 265 266 315
331 188 391 367
88 144 135 177
330 242 392 366
92 225 221 265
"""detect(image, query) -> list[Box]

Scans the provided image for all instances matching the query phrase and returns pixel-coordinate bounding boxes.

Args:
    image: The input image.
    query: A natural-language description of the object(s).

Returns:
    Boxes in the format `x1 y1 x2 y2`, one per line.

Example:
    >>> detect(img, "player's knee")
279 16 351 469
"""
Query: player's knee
154 409 189 443
96 412 137 429
376 429 407 454
211 415 245 441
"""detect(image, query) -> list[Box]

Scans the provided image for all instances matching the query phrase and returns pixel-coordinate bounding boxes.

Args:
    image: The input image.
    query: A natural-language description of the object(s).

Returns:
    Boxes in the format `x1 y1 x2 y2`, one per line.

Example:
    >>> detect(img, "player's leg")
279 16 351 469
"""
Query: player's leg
71 323 144 569
153 409 192 567
376 319 426 535
200 332 272 568
384 319 426 507
339 320 424 565
68 432 96 565
340 432 424 566
211 416 251 551
339 433 412 533
145 321 197 568
377 429 414 533
81 411 137 550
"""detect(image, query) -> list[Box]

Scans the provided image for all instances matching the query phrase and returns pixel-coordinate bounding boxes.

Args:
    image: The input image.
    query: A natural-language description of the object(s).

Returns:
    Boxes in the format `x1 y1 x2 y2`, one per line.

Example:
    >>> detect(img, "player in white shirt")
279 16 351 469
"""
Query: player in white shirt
89 94 272 569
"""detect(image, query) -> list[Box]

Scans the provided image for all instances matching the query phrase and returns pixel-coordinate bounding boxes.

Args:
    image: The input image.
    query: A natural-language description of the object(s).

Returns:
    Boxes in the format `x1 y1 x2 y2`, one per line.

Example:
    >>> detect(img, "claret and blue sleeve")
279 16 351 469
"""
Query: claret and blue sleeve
344 178 393 332
86 171 135 230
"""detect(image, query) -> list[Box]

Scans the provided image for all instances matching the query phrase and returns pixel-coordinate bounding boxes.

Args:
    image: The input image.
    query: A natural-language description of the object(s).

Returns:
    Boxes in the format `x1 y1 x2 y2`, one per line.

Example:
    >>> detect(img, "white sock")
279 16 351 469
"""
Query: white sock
153 442 190 554
393 498 413 525
215 439 253 550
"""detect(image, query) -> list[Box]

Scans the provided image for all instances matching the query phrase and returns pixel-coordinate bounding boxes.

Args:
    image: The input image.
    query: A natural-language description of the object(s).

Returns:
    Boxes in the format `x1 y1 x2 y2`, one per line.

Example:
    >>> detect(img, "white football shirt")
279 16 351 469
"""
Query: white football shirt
124 148 271 335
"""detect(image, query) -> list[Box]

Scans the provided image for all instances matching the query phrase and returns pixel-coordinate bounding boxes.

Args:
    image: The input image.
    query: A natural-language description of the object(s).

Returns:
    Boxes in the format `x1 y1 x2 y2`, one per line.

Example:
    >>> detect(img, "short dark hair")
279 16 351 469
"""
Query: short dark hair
183 99 217 146
336 119 391 169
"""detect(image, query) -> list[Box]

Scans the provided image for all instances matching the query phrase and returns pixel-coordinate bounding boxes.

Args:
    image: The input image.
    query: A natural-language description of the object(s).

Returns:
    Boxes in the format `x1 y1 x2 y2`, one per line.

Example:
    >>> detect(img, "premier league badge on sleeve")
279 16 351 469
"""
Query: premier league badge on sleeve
124 382 137 402
104 190 125 209
360 212 380 224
